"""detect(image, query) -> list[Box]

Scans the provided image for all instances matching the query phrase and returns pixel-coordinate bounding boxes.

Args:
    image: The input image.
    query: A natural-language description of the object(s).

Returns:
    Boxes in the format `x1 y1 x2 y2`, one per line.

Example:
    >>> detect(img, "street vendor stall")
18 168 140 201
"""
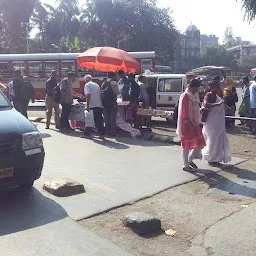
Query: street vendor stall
72 46 143 137
68 101 141 137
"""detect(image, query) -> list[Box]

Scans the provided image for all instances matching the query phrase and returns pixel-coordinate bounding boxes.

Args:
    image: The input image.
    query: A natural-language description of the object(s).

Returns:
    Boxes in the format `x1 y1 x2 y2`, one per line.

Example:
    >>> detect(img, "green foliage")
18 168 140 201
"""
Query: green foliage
240 0 256 21
0 0 178 65
201 46 235 67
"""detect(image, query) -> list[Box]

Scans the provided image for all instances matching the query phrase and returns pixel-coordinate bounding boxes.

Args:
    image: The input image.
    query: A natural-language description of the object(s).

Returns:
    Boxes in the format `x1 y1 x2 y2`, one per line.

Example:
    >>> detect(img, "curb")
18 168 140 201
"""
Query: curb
29 117 55 125
141 132 180 145
29 116 181 145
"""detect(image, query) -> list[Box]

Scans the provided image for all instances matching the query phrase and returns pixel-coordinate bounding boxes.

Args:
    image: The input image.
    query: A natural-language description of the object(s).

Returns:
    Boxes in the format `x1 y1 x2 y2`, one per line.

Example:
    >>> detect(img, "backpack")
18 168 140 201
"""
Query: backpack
101 81 116 108
53 83 61 103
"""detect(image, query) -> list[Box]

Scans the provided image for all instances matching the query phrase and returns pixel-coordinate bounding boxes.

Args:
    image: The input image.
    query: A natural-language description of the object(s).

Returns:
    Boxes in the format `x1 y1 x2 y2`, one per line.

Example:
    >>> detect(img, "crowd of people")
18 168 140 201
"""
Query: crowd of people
44 69 146 138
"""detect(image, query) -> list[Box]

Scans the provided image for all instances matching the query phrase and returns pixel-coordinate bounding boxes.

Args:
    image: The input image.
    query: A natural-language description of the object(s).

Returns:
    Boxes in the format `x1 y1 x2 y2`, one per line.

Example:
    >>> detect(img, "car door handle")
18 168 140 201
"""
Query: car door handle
158 95 160 100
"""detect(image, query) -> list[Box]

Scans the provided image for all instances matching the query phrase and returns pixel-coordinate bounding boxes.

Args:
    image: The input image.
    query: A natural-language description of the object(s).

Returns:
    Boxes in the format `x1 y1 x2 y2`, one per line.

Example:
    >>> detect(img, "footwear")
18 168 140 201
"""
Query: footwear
45 126 49 129
189 162 198 169
208 162 222 167
183 166 193 172
80 134 92 139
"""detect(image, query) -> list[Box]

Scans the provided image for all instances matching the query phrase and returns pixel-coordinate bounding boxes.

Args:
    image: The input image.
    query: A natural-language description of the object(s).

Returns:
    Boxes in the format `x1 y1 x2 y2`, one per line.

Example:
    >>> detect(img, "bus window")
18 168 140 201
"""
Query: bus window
93 70 107 78
28 61 43 78
0 62 10 78
61 61 75 77
12 61 26 76
45 61 59 78
141 59 153 71
77 64 91 77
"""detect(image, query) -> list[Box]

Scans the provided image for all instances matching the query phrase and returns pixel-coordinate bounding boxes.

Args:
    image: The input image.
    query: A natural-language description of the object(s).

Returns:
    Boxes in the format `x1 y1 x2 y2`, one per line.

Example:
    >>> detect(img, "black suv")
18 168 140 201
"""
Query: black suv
0 91 45 189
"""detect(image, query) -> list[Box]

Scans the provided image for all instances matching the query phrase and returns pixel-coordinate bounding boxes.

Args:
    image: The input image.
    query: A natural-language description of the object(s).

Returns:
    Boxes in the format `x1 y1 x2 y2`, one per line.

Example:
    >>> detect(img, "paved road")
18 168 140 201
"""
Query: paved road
0 121 243 255
36 123 243 220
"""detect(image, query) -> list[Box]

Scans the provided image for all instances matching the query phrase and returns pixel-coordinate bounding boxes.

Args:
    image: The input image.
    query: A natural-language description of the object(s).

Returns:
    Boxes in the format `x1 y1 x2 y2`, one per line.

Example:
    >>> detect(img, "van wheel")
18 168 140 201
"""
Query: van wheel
19 181 34 190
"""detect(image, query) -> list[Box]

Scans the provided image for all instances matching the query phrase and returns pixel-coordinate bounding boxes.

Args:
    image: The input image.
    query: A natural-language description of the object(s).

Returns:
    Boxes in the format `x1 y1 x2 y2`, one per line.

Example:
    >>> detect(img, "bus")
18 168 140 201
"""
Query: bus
155 65 173 74
0 51 156 100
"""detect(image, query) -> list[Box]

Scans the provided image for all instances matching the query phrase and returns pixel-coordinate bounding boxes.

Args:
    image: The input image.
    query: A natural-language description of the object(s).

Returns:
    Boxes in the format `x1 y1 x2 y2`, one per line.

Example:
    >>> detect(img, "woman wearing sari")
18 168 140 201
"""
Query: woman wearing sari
202 81 231 166
177 79 206 171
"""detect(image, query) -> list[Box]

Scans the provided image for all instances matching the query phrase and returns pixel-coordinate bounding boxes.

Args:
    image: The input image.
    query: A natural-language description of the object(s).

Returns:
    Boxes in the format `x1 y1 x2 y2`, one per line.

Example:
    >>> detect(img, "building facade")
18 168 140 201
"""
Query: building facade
201 34 219 52
227 44 256 63
177 24 201 72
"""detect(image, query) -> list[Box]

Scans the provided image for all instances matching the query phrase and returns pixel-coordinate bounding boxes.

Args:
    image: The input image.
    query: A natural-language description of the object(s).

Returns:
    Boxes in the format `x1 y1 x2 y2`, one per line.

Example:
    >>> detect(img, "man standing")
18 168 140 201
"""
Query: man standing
83 75 104 139
128 73 140 128
240 77 250 125
117 70 130 101
102 72 119 137
137 75 149 106
45 71 60 129
249 76 256 133
22 76 35 118
60 72 75 133
13 69 27 117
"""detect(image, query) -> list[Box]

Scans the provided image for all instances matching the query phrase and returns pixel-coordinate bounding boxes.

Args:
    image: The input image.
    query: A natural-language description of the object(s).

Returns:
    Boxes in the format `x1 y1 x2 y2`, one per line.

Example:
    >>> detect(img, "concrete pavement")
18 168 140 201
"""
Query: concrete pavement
35 123 243 221
0 189 132 256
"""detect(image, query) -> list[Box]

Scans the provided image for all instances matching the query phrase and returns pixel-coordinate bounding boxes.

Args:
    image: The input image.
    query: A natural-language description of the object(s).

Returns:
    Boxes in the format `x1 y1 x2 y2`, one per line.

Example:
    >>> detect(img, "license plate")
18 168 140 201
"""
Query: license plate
0 168 14 179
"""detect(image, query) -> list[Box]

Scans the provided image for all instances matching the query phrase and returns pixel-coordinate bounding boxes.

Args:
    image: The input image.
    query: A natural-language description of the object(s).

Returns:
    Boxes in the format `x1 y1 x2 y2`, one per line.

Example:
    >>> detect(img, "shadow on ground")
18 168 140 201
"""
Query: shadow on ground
0 188 67 236
185 166 256 198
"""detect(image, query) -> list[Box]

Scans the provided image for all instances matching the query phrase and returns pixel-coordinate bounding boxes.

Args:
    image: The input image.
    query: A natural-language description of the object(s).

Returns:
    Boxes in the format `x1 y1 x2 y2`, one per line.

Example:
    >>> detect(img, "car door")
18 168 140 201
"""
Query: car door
156 77 184 107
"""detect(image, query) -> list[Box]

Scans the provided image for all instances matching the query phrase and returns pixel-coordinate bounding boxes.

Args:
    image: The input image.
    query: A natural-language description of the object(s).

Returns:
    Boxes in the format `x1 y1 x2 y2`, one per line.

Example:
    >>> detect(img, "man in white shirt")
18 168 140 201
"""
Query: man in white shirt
83 75 104 139
137 75 149 106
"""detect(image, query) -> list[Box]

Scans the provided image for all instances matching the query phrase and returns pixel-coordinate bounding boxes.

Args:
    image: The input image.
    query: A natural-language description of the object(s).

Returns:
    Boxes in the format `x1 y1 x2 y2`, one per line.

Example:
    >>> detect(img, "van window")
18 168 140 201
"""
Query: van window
28 61 44 78
45 61 59 78
158 78 183 92
0 62 10 78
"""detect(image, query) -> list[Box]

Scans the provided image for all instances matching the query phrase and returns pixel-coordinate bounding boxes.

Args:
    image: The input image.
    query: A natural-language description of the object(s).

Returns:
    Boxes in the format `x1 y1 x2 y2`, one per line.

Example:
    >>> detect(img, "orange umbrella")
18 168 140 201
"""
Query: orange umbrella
77 47 141 73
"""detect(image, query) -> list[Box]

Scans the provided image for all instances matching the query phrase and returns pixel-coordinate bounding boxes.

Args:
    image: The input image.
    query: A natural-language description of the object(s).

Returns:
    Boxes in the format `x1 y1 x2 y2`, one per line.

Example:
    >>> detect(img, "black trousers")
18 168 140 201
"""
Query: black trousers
13 100 29 118
60 103 72 129
92 107 105 136
103 106 117 136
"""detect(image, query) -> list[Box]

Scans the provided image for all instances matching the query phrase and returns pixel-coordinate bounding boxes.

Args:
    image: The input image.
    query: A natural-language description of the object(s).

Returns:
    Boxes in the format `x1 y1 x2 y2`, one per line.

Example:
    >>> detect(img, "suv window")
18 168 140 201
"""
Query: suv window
158 78 183 92
0 91 10 108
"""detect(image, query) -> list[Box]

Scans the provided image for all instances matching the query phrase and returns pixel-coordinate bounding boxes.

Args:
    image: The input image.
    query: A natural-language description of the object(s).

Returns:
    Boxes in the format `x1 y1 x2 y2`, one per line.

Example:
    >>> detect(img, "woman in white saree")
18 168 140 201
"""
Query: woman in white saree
202 81 231 166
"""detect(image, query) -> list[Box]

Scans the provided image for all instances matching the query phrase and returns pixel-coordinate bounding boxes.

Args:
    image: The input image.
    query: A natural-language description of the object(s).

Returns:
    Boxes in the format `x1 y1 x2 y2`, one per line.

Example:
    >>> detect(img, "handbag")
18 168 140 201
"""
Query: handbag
84 110 95 128
201 107 208 122
238 100 246 117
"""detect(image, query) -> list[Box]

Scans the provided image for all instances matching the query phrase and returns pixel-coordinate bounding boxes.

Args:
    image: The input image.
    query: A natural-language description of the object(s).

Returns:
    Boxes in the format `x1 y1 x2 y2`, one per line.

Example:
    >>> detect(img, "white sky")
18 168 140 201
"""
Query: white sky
158 0 256 43
42 0 256 43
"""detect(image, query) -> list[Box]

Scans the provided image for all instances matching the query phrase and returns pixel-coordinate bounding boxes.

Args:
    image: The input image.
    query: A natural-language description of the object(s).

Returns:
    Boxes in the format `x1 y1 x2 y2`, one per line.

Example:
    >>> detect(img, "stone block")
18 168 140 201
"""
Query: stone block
123 212 161 235
43 179 85 197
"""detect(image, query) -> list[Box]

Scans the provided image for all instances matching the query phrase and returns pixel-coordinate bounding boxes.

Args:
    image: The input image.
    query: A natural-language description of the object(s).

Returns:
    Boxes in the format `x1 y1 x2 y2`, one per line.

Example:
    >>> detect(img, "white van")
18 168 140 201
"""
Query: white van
142 74 187 110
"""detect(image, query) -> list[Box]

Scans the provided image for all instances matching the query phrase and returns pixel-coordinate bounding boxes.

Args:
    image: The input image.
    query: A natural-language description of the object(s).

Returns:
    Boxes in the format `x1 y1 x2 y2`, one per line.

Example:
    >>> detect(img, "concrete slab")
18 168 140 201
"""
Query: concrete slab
36 123 244 221
0 188 131 256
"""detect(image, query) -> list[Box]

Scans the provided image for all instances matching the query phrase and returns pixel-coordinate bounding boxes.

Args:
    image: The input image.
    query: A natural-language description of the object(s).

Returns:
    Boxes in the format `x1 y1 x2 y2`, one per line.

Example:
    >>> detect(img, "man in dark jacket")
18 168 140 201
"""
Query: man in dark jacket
128 73 140 128
13 69 29 117
23 76 35 118
45 70 60 129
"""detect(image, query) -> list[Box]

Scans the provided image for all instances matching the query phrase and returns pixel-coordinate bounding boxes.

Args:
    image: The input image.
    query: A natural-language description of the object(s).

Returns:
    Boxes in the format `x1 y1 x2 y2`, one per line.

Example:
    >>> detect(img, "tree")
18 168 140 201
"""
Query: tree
80 0 179 64
240 0 256 21
201 46 235 67
0 0 37 52
223 26 236 48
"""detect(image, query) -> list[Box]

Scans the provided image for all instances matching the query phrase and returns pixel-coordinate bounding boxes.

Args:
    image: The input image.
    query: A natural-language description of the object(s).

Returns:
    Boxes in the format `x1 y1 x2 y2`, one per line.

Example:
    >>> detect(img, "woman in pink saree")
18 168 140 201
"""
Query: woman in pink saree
177 79 206 171
202 81 231 166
